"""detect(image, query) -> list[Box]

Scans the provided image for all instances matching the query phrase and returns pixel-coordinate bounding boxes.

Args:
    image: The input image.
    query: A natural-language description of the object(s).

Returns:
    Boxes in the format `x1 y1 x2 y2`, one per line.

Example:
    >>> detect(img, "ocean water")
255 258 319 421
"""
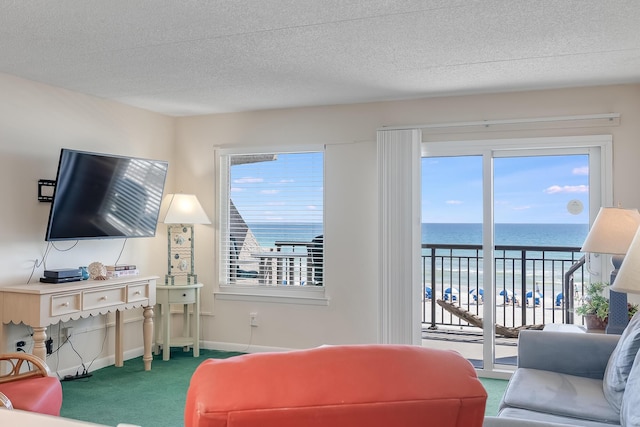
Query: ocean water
423 223 588 247
248 223 324 248
249 222 589 248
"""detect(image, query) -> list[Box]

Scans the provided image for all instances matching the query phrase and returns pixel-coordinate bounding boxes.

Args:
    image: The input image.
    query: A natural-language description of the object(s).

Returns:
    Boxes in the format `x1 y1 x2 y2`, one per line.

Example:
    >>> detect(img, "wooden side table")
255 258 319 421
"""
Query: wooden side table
155 283 202 361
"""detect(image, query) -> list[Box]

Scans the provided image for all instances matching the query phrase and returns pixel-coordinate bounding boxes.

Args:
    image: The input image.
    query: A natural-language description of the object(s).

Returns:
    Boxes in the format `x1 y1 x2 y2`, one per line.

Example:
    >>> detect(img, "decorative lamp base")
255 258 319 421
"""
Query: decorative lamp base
165 273 197 286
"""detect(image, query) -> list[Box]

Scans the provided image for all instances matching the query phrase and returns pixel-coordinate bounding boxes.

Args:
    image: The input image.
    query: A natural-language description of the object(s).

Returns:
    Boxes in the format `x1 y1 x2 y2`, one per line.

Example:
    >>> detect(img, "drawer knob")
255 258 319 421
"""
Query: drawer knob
182 293 187 297
134 291 141 295
100 296 108 301
61 302 69 307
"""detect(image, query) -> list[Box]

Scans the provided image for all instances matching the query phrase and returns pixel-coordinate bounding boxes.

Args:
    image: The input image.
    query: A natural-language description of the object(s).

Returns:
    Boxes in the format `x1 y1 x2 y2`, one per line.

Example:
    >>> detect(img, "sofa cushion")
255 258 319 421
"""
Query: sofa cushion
496 408 620 427
501 368 619 424
603 311 640 414
620 349 640 427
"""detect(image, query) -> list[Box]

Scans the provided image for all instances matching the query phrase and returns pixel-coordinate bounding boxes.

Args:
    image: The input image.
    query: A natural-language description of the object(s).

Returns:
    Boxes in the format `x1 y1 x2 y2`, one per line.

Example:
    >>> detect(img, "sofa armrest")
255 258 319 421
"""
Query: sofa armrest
517 330 619 378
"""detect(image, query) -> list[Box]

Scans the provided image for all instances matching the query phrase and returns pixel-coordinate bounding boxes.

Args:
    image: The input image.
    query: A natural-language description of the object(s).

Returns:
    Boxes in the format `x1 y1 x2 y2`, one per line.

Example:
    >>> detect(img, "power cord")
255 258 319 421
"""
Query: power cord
85 321 108 373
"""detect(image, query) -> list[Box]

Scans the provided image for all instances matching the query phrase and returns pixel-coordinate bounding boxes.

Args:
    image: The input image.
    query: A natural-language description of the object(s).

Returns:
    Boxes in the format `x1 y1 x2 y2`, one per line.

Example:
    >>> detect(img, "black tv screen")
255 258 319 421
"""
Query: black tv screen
45 149 169 241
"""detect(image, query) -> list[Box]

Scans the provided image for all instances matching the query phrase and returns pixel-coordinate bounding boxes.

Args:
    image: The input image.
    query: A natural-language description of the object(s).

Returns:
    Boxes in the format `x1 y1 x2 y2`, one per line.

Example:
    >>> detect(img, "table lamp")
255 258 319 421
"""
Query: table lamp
611 226 640 300
581 206 640 333
163 194 211 285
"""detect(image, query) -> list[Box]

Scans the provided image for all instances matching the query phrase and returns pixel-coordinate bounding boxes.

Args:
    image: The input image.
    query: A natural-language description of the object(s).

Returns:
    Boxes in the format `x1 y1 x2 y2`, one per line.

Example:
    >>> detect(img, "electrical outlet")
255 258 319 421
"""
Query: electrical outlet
16 340 26 350
249 312 258 327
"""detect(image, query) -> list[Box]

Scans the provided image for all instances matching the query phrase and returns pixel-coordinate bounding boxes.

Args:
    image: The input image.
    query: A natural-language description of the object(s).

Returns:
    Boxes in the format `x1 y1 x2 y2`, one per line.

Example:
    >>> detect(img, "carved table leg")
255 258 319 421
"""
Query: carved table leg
115 311 123 367
32 326 47 363
143 306 154 370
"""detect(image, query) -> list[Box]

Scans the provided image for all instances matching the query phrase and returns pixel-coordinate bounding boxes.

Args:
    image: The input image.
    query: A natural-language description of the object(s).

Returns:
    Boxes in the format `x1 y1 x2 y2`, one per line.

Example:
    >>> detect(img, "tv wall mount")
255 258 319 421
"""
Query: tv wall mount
38 179 56 202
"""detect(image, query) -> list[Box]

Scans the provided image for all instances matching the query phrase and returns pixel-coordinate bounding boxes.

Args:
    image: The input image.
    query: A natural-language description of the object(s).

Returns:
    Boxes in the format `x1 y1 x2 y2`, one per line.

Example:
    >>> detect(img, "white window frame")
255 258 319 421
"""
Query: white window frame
419 134 612 377
214 145 328 305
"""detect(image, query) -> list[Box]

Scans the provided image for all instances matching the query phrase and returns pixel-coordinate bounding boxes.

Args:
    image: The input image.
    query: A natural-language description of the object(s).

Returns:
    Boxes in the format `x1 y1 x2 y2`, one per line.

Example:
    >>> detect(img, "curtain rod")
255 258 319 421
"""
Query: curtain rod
379 113 620 131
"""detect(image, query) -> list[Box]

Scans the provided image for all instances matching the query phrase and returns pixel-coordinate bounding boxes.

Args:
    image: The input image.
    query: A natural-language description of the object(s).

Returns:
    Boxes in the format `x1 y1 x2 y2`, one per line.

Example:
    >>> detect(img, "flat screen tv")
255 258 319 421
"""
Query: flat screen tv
45 149 169 241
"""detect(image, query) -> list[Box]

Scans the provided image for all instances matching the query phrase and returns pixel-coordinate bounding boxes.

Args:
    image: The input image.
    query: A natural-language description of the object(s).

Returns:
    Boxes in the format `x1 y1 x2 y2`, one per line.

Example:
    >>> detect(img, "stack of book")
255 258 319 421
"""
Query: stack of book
105 264 139 278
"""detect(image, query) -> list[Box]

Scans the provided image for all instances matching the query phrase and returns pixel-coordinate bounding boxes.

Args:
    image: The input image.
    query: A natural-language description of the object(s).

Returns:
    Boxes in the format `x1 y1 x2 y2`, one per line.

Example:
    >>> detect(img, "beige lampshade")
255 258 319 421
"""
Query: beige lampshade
163 194 211 224
612 227 640 294
581 207 640 254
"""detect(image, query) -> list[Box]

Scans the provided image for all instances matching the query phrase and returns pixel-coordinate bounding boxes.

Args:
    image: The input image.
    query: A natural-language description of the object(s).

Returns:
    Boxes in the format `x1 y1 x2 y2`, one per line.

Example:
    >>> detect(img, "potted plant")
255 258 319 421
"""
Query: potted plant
576 282 609 330
576 282 639 330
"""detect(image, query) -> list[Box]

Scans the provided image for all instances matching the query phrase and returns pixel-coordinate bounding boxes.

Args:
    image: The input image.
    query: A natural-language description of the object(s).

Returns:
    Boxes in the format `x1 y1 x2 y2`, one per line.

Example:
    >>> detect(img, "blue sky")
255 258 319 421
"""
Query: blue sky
231 152 590 225
422 155 590 224
230 152 324 224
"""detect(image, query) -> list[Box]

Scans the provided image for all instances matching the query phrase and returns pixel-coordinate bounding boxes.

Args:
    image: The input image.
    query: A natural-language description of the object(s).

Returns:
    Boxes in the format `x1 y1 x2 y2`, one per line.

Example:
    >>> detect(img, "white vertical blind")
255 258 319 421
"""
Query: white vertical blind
377 129 422 344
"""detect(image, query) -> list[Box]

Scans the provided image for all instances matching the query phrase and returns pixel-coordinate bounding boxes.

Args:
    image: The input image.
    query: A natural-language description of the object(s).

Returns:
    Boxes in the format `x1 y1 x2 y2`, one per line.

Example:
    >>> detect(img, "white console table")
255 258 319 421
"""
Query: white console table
0 276 157 370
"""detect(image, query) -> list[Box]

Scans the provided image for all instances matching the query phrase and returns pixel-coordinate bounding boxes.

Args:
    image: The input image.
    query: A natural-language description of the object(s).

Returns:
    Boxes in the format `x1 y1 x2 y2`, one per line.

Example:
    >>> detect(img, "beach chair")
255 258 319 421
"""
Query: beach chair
499 289 517 305
555 292 563 307
470 288 484 303
525 290 542 306
444 288 459 302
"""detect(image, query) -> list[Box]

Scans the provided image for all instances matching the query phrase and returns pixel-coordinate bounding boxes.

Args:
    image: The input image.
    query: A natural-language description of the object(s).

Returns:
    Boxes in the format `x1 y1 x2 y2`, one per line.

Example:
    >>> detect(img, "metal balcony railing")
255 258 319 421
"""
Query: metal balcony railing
421 244 587 330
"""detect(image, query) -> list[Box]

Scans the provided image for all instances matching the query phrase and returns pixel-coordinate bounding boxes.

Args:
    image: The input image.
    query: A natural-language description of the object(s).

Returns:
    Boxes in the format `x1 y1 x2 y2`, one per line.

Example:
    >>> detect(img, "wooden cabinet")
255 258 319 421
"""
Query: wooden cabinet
0 276 157 370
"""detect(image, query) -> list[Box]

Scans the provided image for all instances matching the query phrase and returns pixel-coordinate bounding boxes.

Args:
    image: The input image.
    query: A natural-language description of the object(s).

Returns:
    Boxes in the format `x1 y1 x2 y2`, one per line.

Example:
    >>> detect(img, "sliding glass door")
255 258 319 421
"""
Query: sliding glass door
421 136 610 374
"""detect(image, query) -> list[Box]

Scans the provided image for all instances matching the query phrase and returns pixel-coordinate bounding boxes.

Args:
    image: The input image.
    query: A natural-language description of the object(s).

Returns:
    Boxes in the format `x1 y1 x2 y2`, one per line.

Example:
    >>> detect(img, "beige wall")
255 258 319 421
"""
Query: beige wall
0 73 174 373
176 84 640 352
2 69 640 372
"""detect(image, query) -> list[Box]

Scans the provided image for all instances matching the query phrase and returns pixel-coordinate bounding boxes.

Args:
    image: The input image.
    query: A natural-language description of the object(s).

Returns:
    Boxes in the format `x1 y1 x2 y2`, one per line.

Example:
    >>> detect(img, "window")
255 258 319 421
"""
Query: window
218 149 324 292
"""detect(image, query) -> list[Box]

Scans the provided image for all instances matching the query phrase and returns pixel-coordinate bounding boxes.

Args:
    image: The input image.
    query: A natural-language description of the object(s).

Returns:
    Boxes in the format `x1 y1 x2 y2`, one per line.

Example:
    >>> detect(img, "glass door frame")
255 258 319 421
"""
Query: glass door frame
421 135 612 377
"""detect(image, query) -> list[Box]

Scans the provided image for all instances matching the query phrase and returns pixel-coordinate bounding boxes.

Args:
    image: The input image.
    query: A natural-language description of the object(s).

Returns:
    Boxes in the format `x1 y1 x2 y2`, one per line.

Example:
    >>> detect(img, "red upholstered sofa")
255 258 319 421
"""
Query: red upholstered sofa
185 344 487 427
0 352 63 416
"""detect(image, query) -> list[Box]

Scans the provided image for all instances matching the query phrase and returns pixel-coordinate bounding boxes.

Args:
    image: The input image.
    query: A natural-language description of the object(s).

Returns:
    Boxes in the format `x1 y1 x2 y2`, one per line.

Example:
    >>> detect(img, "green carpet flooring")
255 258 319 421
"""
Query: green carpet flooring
60 348 507 427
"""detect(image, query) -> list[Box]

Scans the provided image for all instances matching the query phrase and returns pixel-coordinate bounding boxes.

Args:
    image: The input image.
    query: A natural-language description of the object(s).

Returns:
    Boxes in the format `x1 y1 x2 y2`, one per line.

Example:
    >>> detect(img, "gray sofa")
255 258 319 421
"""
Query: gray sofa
484 314 640 427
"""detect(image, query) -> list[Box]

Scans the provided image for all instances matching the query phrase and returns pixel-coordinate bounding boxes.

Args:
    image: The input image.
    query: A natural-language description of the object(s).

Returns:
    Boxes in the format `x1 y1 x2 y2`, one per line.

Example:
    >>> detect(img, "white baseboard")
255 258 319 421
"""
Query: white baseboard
53 341 294 377
200 340 293 354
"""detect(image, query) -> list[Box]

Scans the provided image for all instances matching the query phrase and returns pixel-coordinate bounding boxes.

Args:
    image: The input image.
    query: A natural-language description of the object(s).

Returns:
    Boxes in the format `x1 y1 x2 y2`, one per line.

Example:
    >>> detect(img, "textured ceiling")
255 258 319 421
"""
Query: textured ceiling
1 0 640 116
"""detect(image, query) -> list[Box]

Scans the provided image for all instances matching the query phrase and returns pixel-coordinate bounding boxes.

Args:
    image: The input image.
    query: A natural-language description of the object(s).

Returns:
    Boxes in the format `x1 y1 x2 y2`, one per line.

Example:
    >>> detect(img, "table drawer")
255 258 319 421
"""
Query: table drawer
50 293 81 316
166 288 196 304
127 283 149 303
83 286 126 310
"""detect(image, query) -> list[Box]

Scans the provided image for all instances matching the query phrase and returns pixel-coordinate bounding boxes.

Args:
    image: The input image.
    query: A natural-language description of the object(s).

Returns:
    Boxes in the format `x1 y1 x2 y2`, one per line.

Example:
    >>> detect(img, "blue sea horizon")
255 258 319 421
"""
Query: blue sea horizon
248 222 588 249
423 223 588 248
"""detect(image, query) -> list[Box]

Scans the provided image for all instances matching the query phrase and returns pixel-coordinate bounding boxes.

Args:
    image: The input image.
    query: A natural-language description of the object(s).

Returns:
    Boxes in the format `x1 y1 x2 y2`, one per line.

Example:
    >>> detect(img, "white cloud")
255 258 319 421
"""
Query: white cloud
512 205 532 211
446 200 463 205
234 177 263 183
261 189 279 195
572 166 589 175
544 185 588 194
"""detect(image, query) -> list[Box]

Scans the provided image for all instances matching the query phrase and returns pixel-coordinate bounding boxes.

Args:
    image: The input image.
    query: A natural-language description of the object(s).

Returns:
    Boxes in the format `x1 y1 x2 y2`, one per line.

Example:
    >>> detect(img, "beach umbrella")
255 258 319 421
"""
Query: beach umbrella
444 287 459 302
469 288 484 303
526 290 543 306
499 289 517 304
555 292 563 307
425 286 432 300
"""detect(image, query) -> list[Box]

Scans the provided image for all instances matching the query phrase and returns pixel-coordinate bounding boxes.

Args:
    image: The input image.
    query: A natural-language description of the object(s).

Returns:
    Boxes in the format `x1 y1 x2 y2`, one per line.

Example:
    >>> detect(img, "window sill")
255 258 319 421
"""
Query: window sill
215 284 329 306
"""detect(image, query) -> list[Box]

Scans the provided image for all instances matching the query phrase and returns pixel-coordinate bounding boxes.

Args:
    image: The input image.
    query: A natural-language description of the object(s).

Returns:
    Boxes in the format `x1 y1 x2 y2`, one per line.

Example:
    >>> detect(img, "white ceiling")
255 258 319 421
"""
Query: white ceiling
2 0 640 116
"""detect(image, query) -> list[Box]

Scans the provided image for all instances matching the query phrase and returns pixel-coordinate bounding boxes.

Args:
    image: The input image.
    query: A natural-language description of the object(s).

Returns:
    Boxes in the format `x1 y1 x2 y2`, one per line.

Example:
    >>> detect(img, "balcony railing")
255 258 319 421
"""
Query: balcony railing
422 243 587 330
